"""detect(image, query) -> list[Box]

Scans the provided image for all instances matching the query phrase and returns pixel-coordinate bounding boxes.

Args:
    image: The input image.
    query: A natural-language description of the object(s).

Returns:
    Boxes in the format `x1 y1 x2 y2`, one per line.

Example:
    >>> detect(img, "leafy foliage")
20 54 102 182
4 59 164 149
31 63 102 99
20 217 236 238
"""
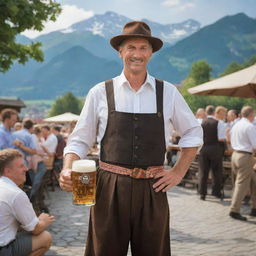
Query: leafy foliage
221 55 256 76
187 60 212 85
180 60 212 112
0 0 61 72
49 92 83 117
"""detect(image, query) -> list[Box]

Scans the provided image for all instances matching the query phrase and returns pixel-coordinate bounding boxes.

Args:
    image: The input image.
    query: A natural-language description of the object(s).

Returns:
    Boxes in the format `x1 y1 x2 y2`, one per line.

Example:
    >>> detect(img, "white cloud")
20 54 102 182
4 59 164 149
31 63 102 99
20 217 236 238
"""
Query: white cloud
179 2 195 10
162 0 180 7
22 5 94 38
161 0 195 10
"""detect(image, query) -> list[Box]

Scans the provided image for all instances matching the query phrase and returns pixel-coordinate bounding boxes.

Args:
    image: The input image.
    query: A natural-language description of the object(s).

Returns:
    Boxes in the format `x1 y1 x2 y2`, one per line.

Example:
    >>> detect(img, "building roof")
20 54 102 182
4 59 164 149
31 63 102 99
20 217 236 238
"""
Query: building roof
0 98 26 108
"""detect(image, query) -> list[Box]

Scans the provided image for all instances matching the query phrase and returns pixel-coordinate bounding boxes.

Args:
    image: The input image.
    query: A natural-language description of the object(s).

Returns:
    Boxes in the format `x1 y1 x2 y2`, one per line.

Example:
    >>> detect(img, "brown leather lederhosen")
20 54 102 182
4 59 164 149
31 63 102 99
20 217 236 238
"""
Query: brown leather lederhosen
85 79 171 256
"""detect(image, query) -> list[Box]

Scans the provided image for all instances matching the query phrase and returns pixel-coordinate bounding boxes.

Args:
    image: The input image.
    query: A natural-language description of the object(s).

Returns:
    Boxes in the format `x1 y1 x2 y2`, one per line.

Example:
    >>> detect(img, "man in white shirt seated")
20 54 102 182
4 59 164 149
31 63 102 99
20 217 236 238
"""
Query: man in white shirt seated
0 149 55 256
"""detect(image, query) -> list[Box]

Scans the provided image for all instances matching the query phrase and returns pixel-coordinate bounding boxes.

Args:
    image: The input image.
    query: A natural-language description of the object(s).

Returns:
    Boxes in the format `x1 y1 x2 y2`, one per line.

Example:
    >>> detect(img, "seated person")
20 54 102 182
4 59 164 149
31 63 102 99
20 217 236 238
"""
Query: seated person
0 149 55 256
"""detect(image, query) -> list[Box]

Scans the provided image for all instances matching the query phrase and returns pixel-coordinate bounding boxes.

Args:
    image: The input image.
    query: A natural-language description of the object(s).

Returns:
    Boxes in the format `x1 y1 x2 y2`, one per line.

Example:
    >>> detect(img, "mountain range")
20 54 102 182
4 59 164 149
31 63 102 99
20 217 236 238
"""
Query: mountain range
149 13 256 82
65 11 200 45
0 12 255 100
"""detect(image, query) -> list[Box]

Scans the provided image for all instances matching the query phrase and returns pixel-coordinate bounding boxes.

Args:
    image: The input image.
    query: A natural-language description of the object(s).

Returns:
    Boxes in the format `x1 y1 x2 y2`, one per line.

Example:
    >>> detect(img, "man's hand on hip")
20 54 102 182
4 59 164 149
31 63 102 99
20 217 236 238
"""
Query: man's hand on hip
153 169 183 192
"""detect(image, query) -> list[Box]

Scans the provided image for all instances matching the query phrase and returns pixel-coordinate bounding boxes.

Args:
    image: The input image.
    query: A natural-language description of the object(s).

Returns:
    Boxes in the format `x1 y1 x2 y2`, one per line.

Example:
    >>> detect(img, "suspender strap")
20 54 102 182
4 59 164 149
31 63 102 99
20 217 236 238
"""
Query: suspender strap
155 79 164 114
105 79 115 113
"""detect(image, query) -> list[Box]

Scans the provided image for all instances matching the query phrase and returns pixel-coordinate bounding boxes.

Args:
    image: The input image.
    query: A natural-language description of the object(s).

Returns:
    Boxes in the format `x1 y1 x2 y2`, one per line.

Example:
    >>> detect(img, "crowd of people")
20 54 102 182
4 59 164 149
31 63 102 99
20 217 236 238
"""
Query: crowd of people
0 108 71 255
169 105 256 221
0 19 255 256
0 108 68 211
0 105 255 254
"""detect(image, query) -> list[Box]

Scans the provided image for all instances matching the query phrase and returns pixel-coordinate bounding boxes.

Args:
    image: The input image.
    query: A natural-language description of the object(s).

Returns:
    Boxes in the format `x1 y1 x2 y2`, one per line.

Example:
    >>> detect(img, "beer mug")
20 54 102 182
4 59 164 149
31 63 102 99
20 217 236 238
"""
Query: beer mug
71 159 96 206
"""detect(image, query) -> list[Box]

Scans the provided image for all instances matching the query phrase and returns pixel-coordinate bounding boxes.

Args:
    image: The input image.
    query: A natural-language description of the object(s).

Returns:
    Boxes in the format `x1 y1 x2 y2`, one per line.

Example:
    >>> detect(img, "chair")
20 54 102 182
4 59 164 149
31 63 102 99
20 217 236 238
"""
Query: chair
43 155 59 192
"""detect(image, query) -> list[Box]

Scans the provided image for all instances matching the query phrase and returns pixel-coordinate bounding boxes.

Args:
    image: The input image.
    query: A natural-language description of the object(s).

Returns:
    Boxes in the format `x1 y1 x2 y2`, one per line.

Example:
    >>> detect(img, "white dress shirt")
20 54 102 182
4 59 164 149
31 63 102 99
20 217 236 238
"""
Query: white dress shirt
0 177 38 246
64 72 203 159
43 133 58 154
231 117 256 153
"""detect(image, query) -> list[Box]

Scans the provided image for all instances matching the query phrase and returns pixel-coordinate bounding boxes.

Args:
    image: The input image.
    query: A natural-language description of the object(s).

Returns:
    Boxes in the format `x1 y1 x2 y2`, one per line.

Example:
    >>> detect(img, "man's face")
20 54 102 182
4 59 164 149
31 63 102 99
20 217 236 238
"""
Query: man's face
119 38 153 75
5 114 18 129
227 111 236 122
248 111 255 122
41 128 49 138
217 110 227 120
4 157 28 186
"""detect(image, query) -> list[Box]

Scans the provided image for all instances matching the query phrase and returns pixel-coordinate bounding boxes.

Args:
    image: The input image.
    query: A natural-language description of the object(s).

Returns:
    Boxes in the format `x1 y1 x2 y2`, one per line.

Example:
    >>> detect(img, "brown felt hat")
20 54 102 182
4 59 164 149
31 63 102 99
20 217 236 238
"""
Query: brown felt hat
110 21 163 53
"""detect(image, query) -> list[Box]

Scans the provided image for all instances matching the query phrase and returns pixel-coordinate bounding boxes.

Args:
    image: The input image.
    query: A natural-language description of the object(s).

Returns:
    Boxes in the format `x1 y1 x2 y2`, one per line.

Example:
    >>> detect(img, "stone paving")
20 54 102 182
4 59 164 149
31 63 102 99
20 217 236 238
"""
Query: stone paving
45 185 256 256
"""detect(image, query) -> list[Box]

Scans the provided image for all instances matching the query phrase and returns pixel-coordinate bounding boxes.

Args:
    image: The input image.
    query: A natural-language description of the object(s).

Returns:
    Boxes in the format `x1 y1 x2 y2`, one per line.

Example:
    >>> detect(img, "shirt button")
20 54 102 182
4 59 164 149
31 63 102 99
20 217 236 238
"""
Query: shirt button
134 154 138 159
134 145 139 150
134 116 138 121
135 136 138 140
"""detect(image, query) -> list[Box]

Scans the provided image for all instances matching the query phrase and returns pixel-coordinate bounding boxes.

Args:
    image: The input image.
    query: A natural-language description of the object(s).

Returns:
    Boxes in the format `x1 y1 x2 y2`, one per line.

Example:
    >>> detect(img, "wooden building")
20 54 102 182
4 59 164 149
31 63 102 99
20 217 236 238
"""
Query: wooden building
0 98 26 113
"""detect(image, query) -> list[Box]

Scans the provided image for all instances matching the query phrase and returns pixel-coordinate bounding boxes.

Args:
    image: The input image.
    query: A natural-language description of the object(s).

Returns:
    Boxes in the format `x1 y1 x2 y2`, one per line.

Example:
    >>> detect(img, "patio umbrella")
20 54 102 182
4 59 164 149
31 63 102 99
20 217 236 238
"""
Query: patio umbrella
188 64 256 98
44 112 79 123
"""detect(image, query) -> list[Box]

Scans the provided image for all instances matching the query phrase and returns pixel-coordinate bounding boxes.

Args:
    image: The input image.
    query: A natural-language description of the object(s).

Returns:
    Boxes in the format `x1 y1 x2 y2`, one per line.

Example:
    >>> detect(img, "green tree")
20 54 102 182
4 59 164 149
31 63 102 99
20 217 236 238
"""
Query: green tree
0 0 61 72
221 56 256 76
49 92 82 117
180 60 212 112
243 55 256 68
188 60 212 85
220 61 242 76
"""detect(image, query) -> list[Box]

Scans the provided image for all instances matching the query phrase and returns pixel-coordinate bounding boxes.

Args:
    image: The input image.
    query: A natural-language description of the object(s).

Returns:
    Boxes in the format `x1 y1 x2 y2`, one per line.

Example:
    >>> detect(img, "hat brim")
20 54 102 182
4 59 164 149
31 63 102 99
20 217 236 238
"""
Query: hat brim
110 34 163 53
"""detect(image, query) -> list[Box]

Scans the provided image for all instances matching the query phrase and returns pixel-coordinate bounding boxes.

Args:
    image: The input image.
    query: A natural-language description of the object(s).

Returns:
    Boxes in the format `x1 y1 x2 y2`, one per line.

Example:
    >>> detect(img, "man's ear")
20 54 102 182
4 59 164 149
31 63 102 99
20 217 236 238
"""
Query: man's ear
3 167 11 176
118 50 122 59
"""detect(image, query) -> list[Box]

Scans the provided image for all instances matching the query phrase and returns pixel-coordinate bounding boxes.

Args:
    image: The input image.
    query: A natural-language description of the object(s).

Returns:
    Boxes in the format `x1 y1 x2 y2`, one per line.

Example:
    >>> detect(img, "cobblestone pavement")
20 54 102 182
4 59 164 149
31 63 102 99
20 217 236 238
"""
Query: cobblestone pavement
45 185 256 256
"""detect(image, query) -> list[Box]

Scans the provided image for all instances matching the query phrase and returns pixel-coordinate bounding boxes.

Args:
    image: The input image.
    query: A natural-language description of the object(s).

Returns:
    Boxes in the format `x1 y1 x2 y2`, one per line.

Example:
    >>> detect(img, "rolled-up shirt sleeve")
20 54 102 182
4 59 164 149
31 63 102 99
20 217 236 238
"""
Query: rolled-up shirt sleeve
64 88 98 159
171 88 203 148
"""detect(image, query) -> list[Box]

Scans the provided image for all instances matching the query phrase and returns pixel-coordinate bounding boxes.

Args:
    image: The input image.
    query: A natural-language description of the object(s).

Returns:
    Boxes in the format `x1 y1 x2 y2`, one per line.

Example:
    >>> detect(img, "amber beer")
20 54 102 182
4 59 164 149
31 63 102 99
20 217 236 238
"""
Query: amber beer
71 160 96 206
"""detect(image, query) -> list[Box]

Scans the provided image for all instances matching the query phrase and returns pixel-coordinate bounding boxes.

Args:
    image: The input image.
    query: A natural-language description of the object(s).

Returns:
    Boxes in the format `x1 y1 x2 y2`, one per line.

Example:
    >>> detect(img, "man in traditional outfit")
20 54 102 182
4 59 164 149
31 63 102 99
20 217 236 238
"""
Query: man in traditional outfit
60 21 203 256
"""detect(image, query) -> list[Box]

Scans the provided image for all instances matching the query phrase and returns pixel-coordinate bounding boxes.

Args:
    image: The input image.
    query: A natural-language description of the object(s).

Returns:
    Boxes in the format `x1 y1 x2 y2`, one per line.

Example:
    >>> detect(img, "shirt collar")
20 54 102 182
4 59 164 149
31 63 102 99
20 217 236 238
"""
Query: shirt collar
118 71 156 92
207 115 216 119
0 176 18 188
0 124 12 133
241 117 251 123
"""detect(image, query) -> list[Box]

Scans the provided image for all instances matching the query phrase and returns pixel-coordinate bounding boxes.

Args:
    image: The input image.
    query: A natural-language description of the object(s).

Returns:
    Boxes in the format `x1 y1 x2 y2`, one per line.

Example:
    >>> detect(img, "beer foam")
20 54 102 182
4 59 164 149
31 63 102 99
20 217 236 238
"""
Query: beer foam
72 159 96 173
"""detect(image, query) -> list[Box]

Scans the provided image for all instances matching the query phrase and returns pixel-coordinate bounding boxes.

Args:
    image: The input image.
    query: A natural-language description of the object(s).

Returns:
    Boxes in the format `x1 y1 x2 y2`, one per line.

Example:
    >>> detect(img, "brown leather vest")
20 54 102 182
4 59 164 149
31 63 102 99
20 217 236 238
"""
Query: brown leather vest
100 79 166 168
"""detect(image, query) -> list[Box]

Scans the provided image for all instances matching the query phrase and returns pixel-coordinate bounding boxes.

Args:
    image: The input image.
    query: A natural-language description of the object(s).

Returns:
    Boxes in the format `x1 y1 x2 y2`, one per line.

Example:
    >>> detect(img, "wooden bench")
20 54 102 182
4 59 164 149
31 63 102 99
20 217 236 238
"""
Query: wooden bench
180 155 233 191
181 156 199 188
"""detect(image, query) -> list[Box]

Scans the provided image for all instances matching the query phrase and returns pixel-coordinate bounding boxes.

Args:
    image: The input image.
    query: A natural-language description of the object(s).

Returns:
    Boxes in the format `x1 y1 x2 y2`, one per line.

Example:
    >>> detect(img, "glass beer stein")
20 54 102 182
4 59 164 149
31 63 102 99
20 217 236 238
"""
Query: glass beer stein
71 159 96 206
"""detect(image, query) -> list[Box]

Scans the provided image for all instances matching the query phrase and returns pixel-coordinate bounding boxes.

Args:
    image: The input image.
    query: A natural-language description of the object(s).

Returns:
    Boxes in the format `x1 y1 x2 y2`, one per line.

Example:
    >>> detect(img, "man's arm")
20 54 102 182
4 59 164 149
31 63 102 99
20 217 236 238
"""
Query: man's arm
153 147 198 192
13 192 55 234
15 142 37 155
60 88 99 192
32 213 55 235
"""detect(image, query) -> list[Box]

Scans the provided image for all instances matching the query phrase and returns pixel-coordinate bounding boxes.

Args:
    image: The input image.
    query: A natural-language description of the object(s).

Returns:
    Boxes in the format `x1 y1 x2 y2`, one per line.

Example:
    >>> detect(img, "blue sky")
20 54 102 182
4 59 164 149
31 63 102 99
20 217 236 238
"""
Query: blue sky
58 0 256 25
24 0 256 38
